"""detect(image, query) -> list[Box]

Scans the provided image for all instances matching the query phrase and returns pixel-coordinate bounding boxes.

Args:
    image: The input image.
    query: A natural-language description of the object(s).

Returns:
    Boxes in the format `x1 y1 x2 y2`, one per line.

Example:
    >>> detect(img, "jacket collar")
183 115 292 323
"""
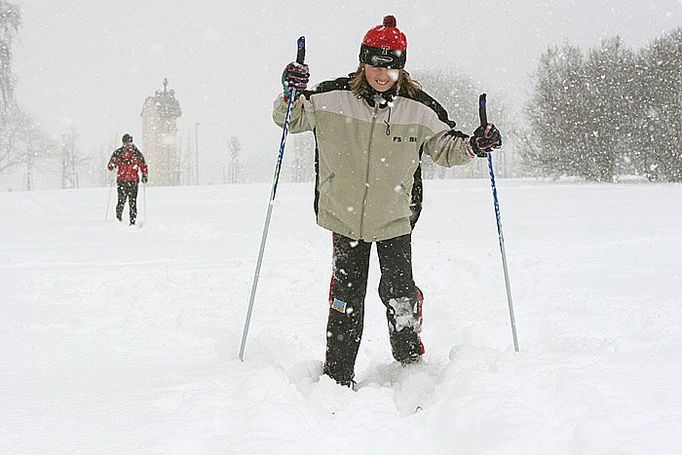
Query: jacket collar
360 86 397 109
118 145 139 153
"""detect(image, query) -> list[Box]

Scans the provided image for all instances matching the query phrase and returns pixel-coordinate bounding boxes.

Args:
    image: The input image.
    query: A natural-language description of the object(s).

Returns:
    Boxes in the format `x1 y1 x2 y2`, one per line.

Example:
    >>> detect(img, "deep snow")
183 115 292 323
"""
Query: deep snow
1 179 681 454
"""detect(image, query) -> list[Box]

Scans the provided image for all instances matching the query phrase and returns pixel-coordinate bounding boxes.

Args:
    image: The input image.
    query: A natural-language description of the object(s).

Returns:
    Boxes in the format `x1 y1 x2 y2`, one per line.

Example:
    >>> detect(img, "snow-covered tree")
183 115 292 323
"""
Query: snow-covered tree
0 0 20 118
287 133 314 183
524 43 588 178
412 69 514 178
525 38 639 181
0 0 21 174
0 107 57 187
60 130 87 189
525 31 682 182
581 36 636 181
631 28 682 181
225 135 244 184
0 3 58 188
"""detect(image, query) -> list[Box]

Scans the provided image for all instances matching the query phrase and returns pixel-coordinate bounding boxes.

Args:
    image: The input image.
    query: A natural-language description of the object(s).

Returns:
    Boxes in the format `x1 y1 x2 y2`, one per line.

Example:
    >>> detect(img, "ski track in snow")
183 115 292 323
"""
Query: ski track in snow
1 180 682 454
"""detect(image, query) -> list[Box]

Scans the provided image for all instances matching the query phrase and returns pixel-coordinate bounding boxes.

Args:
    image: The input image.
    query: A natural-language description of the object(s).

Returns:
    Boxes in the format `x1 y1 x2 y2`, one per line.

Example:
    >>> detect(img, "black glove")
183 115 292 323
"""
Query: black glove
281 62 310 99
470 123 502 157
141 175 148 184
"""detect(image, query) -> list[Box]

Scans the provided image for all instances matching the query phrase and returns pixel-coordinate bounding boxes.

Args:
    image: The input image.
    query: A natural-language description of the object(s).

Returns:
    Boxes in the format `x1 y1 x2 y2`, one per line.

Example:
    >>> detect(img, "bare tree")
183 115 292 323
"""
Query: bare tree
23 116 57 190
632 27 682 182
60 130 87 189
525 33 680 182
412 69 515 178
0 107 57 188
225 135 244 184
0 0 20 118
287 133 314 183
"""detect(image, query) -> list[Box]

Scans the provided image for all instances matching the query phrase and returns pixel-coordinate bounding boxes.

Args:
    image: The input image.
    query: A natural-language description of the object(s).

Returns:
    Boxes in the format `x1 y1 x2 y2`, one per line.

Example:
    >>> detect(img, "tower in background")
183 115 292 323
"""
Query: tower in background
141 78 182 185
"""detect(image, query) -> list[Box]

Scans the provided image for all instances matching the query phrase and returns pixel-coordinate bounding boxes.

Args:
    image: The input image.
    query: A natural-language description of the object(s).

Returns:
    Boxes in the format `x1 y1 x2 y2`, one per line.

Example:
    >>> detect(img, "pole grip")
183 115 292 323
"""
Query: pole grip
478 93 488 127
472 93 488 158
296 36 306 64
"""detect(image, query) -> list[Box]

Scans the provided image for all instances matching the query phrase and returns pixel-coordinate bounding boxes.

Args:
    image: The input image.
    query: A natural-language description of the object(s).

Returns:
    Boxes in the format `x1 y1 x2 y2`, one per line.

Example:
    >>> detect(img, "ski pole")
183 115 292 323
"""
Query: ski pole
142 180 147 223
479 93 519 352
239 36 306 361
105 171 115 220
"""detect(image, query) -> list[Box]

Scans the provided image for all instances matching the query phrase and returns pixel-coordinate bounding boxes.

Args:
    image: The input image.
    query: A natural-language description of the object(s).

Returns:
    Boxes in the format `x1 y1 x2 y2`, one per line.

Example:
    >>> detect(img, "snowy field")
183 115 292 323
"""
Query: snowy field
1 178 681 454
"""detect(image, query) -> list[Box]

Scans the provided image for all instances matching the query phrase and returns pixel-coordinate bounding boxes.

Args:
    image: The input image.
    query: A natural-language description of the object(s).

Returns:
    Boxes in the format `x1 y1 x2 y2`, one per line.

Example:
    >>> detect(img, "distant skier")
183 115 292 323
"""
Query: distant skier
273 15 502 387
107 133 148 226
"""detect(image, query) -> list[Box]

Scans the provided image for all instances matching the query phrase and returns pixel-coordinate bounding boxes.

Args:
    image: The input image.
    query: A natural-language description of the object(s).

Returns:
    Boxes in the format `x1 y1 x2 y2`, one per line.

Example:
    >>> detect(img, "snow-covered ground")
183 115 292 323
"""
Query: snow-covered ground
1 179 681 454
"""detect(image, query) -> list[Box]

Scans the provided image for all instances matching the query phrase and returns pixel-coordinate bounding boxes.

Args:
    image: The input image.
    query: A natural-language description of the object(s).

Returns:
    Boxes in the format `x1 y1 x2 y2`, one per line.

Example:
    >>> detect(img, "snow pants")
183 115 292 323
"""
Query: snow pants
116 181 139 225
323 232 424 385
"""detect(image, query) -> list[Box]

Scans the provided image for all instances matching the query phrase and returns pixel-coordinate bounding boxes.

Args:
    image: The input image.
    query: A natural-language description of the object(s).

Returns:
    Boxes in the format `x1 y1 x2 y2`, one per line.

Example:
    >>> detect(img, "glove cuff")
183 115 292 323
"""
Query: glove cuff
468 137 487 158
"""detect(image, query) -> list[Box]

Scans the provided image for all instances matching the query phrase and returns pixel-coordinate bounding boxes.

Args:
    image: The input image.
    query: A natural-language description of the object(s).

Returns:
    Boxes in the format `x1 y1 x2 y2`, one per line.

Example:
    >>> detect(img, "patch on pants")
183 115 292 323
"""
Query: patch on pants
331 297 348 313
388 297 418 331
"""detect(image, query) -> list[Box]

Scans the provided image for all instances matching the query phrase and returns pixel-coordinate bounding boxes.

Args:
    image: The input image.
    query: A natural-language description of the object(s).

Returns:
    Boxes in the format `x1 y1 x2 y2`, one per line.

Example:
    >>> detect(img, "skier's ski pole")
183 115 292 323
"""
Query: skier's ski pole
142 179 147 223
105 172 115 220
239 36 306 361
479 93 519 352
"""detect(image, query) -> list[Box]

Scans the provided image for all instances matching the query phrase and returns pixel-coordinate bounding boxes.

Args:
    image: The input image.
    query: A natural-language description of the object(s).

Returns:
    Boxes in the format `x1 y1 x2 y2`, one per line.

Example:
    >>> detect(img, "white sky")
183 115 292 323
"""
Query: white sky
12 0 682 184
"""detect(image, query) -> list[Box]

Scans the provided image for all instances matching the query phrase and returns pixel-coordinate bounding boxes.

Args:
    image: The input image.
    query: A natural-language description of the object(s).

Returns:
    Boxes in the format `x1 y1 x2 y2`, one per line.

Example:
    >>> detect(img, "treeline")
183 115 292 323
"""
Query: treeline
522 28 682 182
0 1 65 190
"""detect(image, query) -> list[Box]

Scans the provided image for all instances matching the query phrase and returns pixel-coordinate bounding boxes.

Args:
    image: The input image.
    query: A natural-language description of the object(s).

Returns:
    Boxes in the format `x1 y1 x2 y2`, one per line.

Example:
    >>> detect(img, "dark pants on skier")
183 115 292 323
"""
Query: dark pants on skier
324 232 424 385
116 181 139 225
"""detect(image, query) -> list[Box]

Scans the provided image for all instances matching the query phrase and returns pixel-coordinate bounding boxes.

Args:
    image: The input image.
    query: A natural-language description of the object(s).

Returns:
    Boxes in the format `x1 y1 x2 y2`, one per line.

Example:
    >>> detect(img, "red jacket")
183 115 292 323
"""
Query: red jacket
108 145 148 182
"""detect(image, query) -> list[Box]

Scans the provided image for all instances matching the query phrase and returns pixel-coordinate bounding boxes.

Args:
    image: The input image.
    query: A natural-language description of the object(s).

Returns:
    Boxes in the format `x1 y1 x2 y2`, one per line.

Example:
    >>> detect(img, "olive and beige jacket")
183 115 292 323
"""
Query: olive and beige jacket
273 76 474 242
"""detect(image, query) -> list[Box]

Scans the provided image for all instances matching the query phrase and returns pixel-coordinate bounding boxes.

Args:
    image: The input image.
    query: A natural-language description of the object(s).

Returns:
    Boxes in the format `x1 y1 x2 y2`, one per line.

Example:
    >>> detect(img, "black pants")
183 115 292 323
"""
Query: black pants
324 232 424 384
116 181 139 224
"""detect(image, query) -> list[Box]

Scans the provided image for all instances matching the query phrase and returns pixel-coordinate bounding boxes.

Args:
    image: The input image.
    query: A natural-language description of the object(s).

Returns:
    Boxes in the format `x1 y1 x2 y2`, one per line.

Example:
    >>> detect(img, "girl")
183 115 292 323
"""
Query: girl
273 15 502 387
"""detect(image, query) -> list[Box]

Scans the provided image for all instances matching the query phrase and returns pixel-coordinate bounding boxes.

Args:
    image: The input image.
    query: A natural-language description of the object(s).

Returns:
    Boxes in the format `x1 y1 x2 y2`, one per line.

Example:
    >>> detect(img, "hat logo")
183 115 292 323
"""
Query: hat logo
371 55 393 65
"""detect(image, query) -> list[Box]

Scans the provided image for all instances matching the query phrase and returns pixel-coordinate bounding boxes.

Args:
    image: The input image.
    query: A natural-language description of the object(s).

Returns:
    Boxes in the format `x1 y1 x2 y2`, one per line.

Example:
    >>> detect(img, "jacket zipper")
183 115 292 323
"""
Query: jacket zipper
359 100 380 239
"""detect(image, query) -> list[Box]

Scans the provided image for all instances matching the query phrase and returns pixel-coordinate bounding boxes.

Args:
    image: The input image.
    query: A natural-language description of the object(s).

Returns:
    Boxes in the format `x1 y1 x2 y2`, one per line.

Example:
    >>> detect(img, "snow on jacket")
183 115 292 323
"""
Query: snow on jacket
108 146 148 182
272 76 474 242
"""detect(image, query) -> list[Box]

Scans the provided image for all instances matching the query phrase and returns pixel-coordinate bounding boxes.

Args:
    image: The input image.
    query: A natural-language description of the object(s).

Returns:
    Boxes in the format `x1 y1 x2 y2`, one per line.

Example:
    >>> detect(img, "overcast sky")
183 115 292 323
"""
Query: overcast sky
12 0 682 184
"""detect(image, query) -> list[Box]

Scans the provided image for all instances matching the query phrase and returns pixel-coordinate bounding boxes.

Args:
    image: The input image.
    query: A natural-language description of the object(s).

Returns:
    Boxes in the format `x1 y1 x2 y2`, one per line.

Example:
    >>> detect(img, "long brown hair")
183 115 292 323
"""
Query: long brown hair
349 63 421 98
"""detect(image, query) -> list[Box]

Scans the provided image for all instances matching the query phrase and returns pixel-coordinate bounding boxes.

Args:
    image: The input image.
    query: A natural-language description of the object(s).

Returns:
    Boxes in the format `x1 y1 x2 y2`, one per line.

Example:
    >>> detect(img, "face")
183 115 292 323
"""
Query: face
364 64 400 92
124 140 133 148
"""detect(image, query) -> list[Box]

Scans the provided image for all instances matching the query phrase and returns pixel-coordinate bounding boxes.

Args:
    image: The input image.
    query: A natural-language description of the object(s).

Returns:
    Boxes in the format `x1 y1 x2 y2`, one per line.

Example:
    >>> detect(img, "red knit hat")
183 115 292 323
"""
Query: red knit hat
359 15 407 69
